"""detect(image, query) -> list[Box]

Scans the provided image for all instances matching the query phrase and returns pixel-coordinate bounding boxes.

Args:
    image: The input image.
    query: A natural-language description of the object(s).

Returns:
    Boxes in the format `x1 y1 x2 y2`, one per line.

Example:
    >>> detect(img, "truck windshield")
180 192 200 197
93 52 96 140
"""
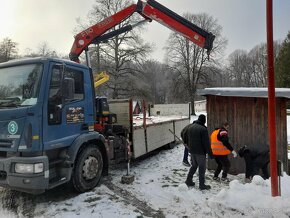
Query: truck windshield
0 63 43 107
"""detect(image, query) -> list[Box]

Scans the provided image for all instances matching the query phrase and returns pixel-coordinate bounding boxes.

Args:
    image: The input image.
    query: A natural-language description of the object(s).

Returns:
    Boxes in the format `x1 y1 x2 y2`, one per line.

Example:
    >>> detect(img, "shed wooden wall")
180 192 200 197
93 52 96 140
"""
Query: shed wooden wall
206 95 288 175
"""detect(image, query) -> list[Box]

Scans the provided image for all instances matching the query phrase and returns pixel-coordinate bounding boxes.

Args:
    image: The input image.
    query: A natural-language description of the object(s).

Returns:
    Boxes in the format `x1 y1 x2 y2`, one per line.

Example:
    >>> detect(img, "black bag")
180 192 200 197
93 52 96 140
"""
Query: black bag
181 124 191 144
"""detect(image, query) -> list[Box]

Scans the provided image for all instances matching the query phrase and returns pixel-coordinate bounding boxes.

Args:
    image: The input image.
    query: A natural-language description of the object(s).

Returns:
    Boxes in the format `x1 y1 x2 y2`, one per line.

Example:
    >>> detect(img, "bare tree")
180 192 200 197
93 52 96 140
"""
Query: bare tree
23 42 59 58
0 85 12 98
0 38 18 62
36 42 58 57
227 41 281 87
135 60 171 103
165 13 227 114
227 49 251 86
77 0 152 99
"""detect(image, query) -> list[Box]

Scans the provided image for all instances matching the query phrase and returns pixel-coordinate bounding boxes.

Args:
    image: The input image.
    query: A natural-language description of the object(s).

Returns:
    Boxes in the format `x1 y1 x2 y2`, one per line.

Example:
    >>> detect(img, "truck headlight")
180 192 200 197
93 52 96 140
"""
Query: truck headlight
34 163 44 173
15 163 44 174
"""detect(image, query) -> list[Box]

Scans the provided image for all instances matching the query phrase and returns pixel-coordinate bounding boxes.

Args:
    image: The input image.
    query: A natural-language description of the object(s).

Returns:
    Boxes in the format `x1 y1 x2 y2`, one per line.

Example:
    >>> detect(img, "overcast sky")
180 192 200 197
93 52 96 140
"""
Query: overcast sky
1 0 290 61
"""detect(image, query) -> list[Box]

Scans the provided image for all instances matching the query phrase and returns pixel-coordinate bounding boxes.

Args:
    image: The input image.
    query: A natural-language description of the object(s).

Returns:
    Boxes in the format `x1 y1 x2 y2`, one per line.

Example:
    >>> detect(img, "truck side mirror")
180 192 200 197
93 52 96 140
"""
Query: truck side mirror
62 78 75 101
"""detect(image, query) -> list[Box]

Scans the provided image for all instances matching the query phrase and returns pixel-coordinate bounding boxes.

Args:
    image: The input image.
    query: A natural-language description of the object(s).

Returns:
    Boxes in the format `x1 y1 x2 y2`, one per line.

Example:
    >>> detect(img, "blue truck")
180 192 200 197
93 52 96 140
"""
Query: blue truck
0 58 109 194
0 0 214 194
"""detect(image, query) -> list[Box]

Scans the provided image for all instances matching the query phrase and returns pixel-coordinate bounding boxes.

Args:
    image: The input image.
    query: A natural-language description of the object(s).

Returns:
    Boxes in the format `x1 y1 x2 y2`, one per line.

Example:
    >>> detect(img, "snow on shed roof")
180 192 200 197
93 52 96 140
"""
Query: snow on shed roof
197 87 290 99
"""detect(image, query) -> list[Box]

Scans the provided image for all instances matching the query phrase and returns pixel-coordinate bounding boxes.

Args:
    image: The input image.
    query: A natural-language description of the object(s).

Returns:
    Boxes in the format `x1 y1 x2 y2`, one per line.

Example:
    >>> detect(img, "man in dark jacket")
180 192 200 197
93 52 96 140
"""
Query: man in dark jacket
211 122 237 182
238 145 269 182
185 114 212 190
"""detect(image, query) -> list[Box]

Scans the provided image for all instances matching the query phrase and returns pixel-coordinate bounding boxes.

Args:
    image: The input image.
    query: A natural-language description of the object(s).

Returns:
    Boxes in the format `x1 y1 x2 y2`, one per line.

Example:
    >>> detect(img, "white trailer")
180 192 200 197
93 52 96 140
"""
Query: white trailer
108 99 190 158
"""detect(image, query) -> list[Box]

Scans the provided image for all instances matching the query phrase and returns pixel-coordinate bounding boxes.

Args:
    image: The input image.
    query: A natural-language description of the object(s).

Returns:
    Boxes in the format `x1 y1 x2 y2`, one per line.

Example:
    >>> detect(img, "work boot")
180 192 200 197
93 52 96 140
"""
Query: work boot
221 177 230 183
185 179 195 187
182 160 191 167
213 176 220 181
199 184 211 190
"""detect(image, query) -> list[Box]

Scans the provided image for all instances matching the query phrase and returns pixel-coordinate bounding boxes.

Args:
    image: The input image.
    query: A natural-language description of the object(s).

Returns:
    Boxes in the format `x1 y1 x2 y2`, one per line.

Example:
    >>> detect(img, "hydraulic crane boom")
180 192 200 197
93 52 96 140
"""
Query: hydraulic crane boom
69 0 215 63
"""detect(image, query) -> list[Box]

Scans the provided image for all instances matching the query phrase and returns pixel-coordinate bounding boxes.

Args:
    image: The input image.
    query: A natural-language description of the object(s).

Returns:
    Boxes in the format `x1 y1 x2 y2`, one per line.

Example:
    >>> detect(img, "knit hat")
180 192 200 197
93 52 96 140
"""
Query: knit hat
198 114 206 125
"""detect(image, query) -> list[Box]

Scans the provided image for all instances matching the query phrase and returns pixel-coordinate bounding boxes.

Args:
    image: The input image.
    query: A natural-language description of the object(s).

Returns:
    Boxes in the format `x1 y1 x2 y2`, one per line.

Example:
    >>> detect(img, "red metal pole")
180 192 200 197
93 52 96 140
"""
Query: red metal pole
266 0 279 196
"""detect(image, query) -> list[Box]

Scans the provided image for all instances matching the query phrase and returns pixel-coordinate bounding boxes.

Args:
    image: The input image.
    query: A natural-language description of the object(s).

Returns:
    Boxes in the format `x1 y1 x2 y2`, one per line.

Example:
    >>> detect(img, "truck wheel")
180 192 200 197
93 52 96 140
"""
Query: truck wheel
72 146 103 193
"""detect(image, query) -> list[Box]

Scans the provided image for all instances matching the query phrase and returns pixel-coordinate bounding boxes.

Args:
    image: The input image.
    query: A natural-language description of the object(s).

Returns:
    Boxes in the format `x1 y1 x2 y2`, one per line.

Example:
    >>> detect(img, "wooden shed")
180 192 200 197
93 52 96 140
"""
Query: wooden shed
197 87 290 175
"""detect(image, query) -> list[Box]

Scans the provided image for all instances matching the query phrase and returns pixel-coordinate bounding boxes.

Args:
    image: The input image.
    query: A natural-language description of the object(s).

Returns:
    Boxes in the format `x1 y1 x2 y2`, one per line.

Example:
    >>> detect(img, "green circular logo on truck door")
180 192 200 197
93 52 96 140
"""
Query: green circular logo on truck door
8 121 18 135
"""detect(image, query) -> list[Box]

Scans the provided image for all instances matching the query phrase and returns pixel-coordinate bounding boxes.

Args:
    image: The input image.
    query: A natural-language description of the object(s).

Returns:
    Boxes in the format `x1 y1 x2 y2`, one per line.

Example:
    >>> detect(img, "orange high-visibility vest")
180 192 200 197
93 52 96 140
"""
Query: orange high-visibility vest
210 129 231 155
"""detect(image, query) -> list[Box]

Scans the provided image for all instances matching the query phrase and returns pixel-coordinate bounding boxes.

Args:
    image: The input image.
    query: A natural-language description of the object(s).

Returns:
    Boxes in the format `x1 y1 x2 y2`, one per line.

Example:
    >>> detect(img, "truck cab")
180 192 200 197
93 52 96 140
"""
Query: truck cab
0 57 109 194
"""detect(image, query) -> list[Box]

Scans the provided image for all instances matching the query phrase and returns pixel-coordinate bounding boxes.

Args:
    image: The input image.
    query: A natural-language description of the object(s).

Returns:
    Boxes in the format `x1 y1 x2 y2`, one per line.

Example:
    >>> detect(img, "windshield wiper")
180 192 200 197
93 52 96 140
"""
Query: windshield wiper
0 101 19 108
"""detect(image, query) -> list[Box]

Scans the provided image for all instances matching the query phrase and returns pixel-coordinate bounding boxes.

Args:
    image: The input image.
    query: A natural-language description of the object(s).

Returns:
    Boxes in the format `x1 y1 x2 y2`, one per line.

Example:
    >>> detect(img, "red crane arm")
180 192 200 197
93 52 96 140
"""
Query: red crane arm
69 4 139 62
143 0 214 50
69 0 215 63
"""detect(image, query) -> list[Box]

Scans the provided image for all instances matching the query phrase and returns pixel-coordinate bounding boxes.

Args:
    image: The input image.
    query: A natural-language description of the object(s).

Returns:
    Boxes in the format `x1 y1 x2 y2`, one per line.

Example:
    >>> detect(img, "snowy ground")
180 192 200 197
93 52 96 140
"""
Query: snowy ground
0 144 289 218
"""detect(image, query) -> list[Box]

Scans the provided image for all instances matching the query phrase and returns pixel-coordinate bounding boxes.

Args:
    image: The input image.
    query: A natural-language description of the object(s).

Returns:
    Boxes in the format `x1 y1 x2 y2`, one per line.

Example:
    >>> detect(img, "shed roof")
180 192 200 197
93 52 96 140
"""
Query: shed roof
197 87 290 99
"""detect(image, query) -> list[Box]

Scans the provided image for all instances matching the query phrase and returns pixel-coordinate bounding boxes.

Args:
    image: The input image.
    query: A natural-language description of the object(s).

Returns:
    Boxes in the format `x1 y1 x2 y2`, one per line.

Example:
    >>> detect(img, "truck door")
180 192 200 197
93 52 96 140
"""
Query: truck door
43 64 91 151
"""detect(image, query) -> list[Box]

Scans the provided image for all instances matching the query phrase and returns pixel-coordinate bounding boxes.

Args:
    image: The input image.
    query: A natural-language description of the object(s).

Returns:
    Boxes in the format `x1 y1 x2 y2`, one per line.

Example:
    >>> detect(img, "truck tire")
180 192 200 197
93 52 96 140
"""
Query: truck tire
72 145 103 193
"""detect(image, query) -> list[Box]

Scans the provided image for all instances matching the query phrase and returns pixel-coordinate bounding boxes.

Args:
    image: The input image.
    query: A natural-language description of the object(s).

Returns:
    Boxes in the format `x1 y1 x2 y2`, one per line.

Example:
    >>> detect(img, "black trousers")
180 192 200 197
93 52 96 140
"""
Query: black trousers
245 154 269 179
183 147 189 162
250 162 269 179
187 154 206 186
213 155 230 178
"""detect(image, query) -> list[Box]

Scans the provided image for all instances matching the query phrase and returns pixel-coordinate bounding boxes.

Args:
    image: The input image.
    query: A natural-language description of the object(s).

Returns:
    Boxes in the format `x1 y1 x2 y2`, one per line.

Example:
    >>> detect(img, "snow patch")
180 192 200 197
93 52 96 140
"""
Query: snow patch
178 183 188 192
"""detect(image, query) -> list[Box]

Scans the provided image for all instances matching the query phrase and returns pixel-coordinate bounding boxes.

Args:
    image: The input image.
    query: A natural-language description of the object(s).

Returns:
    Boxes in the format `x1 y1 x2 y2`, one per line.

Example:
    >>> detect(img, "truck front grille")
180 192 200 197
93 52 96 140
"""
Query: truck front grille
0 151 7 157
0 171 7 180
0 139 13 148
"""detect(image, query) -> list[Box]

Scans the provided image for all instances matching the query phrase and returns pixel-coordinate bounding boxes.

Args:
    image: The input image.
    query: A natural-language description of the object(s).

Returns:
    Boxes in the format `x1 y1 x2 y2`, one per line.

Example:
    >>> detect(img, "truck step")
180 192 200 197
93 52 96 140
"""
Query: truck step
49 177 68 189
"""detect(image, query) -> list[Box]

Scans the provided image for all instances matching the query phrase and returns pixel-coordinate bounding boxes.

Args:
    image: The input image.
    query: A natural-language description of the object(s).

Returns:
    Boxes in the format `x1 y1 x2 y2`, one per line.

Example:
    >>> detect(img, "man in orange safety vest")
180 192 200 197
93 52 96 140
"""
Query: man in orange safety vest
210 122 237 182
